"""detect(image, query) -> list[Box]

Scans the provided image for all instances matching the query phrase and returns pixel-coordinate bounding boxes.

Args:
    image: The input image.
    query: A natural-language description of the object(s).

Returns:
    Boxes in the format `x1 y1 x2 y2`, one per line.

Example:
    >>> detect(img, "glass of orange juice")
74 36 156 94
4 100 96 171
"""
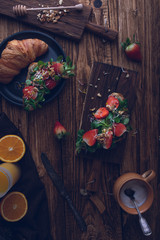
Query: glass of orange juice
0 163 21 198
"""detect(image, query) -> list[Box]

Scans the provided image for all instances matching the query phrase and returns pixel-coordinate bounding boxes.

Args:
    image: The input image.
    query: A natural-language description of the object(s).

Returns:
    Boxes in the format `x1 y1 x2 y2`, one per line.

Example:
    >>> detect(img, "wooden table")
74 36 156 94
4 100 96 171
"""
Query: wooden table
0 0 159 239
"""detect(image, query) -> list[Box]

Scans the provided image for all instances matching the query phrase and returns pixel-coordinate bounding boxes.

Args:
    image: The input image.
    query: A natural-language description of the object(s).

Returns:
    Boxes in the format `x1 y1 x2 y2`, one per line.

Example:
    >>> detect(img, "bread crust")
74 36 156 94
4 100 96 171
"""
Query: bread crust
0 39 48 84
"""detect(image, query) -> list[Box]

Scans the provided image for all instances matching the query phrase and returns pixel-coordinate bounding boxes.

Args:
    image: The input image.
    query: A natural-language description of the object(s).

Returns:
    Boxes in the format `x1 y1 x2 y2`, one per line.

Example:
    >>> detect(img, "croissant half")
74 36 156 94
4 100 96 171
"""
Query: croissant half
0 39 48 84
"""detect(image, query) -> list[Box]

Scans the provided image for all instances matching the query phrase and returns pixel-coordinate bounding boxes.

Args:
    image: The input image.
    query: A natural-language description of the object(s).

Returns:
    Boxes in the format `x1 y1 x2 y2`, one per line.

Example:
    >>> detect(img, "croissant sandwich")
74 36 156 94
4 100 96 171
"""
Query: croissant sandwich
0 39 48 84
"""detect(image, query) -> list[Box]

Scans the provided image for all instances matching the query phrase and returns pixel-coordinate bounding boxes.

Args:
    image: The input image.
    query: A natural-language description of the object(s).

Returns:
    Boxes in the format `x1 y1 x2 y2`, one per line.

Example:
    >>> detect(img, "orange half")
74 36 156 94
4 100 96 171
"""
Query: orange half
0 135 26 162
0 191 28 222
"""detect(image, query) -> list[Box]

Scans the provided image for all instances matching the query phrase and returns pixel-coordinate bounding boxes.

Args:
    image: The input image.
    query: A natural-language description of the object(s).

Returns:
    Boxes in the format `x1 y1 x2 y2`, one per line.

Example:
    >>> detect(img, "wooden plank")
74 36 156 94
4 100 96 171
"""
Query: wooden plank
79 62 138 164
0 0 91 41
117 1 160 240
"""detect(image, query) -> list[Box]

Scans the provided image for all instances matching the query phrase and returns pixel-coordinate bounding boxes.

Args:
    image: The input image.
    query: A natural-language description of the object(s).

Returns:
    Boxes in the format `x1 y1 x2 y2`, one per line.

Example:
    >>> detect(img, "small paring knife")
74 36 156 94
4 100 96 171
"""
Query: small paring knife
41 153 87 232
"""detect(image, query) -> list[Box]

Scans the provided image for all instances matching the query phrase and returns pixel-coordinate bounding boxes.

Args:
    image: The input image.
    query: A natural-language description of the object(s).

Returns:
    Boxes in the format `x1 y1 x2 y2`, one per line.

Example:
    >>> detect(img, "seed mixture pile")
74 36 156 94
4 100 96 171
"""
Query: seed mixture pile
37 1 69 24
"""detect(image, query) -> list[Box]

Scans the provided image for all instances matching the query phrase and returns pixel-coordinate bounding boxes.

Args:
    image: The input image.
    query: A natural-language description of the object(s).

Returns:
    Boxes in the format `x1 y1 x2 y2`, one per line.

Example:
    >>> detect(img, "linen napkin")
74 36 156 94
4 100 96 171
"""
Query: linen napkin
0 112 53 240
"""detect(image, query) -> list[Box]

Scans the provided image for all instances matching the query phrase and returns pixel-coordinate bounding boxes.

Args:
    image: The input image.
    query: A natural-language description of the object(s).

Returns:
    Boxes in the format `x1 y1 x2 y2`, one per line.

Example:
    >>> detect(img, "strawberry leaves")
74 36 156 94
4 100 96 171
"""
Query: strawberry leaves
121 37 131 51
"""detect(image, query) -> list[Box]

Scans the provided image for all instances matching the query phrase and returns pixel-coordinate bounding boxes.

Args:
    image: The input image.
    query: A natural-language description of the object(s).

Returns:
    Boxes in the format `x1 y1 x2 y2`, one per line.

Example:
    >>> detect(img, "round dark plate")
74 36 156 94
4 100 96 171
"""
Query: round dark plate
0 31 66 106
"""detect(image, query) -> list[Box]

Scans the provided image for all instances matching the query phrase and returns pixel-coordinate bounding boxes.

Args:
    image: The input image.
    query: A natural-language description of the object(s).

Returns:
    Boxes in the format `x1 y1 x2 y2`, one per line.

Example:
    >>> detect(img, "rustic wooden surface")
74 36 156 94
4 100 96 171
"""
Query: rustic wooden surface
0 0 91 40
0 0 118 41
0 0 160 239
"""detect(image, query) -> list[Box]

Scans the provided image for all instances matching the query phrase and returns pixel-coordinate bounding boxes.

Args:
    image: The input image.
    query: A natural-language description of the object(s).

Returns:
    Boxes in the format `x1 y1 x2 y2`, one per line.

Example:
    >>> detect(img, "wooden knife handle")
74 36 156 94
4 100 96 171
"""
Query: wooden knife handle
90 194 106 214
85 21 118 41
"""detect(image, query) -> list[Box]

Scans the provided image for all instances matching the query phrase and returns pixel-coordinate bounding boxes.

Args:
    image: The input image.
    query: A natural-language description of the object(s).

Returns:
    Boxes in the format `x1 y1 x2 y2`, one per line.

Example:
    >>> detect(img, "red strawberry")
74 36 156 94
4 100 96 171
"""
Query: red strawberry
103 130 113 149
45 79 57 90
121 37 142 62
82 129 98 146
106 96 119 111
53 121 67 139
94 107 109 119
22 86 38 100
51 56 75 78
52 63 64 75
113 123 127 137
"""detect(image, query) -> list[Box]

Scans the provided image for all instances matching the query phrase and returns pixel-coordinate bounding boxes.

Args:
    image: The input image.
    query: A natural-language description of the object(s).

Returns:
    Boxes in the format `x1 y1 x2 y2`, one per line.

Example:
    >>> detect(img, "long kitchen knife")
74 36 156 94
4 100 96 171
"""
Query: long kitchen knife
41 153 87 232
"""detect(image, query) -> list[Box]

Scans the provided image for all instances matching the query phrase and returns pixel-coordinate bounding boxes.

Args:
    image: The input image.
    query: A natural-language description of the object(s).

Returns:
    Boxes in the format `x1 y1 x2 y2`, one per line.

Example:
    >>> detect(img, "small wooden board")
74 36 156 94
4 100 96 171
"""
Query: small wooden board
79 62 138 164
0 0 91 41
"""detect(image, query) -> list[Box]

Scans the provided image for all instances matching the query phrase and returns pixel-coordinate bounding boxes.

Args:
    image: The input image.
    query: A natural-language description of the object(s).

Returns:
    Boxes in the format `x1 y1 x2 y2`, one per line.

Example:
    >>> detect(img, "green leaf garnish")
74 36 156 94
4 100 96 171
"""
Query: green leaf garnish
122 117 130 125
25 80 32 86
38 60 44 67
57 55 63 62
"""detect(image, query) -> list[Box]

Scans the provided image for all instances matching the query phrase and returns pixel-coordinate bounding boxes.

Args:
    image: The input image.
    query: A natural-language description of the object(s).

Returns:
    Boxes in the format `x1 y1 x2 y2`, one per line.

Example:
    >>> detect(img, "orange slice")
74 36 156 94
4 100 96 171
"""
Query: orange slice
0 135 25 162
0 191 28 222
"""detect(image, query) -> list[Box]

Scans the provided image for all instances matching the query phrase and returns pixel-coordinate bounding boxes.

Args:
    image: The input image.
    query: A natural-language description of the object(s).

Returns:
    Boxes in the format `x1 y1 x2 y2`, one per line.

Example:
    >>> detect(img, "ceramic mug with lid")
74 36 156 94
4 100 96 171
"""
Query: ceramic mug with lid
113 170 156 214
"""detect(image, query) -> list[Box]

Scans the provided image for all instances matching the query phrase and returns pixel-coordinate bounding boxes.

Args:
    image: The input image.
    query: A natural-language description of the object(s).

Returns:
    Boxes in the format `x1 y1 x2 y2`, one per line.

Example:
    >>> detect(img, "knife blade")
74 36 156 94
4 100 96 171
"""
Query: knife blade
41 153 87 232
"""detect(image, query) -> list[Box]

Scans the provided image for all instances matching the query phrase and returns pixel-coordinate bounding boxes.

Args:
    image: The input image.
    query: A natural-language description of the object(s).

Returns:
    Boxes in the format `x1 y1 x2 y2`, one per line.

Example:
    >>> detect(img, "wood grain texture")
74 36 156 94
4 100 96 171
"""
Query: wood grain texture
79 62 138 163
0 0 159 239
0 0 91 40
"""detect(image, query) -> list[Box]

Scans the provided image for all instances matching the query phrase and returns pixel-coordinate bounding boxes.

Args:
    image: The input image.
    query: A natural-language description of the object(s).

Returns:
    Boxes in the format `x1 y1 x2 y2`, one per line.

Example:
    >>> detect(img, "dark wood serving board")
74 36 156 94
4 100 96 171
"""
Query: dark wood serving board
79 62 138 164
0 0 91 41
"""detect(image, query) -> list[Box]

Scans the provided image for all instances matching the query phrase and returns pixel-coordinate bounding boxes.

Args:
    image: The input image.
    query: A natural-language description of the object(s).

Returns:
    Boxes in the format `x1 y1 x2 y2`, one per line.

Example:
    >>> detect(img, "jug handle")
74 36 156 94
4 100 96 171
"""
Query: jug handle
141 170 156 182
